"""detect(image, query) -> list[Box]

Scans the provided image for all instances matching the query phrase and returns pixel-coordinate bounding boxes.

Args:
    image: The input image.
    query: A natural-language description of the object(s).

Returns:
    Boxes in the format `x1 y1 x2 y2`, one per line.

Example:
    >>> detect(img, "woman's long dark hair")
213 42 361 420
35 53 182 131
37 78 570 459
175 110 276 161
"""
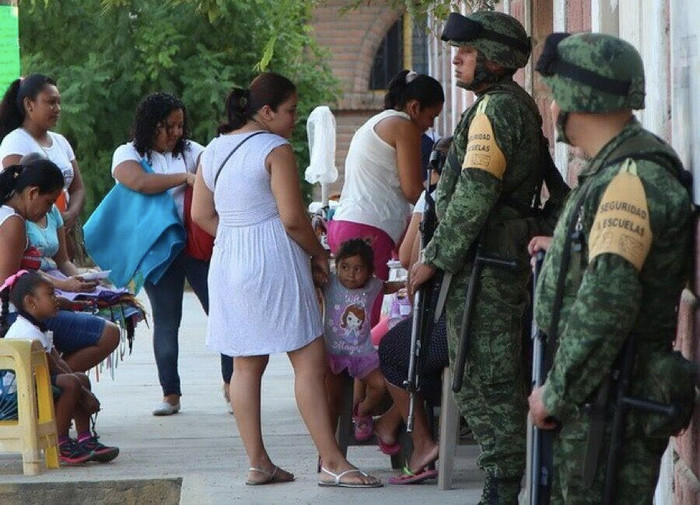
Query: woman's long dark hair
218 72 296 135
0 159 64 205
131 92 191 160
0 74 57 141
384 70 444 111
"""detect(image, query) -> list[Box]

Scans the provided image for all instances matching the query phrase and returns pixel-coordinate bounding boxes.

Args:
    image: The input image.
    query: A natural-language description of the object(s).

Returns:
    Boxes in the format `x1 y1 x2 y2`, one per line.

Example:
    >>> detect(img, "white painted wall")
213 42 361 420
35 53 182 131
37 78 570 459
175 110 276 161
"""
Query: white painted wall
670 0 700 203
619 0 669 137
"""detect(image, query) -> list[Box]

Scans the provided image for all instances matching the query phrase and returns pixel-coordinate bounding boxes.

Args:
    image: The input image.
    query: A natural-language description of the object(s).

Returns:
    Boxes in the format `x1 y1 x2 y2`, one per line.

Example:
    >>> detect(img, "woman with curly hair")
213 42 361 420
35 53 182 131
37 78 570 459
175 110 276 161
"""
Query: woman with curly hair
111 92 217 416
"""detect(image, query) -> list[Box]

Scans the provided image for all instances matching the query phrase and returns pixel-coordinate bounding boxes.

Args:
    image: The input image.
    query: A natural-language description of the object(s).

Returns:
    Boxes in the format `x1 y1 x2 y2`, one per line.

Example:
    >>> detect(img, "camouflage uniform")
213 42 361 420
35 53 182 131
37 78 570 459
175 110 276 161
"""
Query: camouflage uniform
535 33 696 504
422 11 542 504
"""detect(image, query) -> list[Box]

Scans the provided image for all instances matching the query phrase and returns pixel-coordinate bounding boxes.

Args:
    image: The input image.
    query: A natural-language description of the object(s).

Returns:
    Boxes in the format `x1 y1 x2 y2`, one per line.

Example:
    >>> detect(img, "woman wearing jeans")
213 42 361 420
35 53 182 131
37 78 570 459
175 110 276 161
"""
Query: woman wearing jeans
112 92 212 416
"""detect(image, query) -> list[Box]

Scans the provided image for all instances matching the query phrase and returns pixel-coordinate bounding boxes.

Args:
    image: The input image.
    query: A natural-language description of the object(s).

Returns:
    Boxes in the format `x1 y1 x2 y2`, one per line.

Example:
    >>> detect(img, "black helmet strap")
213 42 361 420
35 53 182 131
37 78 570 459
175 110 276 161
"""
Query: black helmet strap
536 32 631 96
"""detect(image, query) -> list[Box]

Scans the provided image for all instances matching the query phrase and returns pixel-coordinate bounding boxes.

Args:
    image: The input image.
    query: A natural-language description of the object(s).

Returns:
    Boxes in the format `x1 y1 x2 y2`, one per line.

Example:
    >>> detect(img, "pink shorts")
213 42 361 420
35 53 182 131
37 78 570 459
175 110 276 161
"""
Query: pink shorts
327 352 380 380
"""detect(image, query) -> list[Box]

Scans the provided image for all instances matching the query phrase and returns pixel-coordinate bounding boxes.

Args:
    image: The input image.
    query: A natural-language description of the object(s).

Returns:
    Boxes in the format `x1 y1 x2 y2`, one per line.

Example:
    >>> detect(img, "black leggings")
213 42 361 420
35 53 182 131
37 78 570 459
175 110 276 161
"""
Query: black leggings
377 313 448 406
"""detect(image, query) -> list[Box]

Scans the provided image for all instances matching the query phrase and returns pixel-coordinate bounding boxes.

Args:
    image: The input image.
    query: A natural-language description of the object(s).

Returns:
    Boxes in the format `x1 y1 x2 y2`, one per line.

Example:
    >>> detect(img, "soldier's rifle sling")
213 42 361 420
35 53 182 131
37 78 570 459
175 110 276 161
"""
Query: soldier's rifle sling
451 247 518 393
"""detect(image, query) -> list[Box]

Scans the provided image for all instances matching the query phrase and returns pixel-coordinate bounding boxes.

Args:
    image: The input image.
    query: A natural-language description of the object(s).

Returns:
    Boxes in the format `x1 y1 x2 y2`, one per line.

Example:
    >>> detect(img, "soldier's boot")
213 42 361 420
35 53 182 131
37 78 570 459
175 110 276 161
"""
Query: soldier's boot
479 475 521 505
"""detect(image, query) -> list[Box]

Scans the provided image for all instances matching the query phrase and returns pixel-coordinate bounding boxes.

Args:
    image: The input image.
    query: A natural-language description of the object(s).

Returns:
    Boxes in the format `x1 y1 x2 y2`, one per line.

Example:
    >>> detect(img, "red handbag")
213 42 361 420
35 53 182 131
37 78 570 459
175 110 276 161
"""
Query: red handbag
183 185 214 261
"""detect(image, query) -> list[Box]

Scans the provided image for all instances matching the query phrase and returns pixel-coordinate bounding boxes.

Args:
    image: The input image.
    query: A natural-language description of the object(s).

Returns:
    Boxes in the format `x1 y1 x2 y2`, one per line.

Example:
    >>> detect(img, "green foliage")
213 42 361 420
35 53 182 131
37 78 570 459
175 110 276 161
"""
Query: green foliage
19 0 339 215
341 0 498 22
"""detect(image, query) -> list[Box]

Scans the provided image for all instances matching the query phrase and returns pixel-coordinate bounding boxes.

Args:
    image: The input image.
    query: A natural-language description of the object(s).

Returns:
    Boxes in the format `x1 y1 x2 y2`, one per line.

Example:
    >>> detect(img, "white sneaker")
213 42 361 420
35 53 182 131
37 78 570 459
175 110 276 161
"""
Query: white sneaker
152 401 180 416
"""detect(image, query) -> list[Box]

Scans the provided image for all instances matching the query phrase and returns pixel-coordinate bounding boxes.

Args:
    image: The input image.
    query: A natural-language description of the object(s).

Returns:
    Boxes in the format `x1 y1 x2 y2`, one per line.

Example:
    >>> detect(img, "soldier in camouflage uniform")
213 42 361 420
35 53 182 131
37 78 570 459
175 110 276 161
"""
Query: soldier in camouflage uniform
409 11 546 504
529 32 697 504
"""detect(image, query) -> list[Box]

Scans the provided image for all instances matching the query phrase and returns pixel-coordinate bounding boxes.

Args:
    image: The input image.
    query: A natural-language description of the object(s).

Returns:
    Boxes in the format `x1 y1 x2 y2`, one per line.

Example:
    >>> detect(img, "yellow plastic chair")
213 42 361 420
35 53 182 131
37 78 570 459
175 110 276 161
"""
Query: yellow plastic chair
0 339 59 475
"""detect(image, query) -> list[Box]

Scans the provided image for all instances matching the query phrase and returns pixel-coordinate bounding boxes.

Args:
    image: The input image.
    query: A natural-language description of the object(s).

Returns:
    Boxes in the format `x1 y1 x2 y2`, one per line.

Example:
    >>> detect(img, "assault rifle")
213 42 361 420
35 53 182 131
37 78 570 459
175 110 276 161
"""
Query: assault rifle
404 149 442 432
451 242 518 392
528 250 554 505
581 332 679 505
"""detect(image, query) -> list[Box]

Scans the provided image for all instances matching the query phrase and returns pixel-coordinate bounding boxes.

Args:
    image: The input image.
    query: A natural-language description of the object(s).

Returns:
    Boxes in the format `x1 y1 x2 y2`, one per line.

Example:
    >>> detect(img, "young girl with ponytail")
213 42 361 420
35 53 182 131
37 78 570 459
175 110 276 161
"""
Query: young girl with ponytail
0 270 119 465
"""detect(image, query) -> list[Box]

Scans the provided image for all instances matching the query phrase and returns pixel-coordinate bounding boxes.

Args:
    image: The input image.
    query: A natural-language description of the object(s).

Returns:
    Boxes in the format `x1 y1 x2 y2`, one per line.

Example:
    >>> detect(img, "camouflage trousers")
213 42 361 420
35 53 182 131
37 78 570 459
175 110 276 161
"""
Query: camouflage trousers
551 415 668 505
446 265 529 503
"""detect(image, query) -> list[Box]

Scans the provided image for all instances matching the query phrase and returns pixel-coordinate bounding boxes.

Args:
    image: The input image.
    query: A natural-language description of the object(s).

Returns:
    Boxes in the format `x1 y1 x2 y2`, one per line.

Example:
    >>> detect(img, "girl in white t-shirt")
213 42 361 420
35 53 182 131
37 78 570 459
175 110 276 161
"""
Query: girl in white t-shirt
112 92 212 416
0 74 86 235
0 270 119 465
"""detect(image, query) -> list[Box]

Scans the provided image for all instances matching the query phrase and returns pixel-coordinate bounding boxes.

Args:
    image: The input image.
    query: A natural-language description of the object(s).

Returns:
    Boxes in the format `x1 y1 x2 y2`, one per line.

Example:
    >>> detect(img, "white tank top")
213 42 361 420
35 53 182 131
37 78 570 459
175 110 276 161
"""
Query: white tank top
332 109 413 244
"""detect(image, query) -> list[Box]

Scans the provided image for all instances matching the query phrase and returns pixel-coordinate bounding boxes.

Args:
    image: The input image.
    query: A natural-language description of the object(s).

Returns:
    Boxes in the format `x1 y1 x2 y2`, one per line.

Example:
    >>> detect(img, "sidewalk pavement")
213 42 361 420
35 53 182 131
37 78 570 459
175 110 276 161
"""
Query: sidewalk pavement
0 292 484 504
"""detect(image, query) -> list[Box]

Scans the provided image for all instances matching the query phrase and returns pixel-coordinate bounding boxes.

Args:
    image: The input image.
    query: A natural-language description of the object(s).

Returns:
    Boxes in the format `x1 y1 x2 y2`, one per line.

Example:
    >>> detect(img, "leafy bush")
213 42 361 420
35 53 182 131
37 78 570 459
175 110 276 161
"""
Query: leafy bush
18 0 339 215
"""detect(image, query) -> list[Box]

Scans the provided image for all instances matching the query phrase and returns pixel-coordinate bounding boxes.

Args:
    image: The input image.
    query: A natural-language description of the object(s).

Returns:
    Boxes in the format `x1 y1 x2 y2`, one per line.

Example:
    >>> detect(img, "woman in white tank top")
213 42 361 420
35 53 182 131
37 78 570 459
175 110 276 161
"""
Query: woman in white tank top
329 70 445 283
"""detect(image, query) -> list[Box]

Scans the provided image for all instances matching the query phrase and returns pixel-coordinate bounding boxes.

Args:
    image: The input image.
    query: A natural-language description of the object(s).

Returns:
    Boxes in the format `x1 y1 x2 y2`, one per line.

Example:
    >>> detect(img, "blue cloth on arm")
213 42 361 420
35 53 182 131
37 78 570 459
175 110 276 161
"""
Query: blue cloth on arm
84 159 185 291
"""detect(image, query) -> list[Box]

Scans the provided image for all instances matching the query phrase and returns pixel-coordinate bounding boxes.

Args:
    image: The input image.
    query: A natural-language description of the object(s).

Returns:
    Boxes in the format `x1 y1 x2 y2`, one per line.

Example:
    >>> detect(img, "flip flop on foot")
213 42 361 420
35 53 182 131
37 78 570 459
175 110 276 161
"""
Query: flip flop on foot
245 466 295 485
388 466 438 485
318 466 383 488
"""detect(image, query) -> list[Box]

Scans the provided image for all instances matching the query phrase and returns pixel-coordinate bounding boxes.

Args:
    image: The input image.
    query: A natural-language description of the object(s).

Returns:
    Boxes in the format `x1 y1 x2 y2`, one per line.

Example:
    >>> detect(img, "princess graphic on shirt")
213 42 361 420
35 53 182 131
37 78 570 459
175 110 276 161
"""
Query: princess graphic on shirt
322 238 404 442
339 304 366 343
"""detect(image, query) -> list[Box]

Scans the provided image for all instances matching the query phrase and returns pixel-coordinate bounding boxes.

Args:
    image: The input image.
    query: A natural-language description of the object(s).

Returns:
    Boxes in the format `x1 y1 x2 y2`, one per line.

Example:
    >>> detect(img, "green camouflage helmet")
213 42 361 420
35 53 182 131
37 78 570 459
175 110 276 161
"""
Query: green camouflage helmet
536 32 645 113
441 11 531 70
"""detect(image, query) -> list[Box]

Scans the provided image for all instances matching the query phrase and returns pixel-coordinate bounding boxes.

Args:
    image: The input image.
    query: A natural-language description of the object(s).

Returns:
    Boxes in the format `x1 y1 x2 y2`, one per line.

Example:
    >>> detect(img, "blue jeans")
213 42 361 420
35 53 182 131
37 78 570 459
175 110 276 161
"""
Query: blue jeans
144 252 211 396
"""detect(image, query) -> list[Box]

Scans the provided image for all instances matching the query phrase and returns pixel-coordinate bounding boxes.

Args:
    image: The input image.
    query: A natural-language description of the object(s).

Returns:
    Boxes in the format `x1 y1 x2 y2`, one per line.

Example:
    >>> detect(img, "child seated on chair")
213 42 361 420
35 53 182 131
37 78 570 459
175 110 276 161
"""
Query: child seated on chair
321 239 404 441
0 270 119 465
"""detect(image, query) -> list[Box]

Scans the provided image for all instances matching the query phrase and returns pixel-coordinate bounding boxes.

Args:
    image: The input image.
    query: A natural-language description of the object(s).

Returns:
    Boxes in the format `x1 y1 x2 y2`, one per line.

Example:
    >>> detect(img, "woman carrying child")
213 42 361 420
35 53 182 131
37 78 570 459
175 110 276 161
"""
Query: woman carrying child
0 270 119 464
322 238 403 441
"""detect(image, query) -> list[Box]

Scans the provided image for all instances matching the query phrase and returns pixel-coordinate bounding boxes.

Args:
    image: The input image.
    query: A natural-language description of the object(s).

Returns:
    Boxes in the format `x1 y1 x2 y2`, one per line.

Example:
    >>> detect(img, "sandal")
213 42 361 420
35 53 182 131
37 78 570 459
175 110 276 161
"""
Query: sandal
245 466 295 485
353 403 373 441
388 466 438 485
318 466 383 488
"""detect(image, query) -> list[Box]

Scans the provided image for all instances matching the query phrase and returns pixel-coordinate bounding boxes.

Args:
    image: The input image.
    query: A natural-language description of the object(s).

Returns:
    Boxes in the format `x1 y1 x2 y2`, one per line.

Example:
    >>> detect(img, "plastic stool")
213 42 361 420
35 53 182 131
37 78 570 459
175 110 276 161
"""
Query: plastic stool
0 339 59 475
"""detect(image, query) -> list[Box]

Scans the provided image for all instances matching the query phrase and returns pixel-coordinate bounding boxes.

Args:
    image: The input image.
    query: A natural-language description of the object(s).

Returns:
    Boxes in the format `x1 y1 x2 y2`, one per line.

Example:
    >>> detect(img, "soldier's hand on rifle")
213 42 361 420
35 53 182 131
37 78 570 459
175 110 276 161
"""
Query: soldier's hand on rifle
528 236 553 256
529 385 559 430
408 261 436 296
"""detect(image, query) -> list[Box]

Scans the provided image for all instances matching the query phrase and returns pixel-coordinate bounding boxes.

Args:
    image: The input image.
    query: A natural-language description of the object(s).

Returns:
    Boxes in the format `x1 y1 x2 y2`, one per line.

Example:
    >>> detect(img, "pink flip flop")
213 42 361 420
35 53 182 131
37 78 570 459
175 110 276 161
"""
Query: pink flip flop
388 466 438 485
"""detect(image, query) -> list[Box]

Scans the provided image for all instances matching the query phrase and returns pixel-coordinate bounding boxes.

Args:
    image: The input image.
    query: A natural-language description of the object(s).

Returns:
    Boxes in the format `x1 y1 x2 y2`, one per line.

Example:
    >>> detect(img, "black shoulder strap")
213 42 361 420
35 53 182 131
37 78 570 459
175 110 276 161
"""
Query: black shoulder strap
213 131 266 187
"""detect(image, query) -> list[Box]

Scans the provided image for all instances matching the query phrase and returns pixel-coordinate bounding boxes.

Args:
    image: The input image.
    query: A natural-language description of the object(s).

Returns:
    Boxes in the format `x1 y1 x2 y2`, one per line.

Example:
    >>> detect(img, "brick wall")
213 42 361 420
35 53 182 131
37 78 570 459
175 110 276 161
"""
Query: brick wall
311 0 404 192
675 276 700 505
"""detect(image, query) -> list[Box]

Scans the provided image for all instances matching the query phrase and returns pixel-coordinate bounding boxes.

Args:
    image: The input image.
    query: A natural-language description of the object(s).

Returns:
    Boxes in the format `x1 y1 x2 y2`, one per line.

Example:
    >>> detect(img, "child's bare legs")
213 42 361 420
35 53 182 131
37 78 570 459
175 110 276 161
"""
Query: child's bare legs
231 355 293 483
376 382 438 473
355 369 386 417
53 374 81 436
288 337 379 485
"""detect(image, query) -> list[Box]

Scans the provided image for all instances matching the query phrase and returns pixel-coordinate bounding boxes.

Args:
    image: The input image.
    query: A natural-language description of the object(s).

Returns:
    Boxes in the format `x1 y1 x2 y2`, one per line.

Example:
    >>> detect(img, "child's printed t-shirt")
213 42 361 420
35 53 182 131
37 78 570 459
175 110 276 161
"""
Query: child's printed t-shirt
0 315 53 397
323 274 382 357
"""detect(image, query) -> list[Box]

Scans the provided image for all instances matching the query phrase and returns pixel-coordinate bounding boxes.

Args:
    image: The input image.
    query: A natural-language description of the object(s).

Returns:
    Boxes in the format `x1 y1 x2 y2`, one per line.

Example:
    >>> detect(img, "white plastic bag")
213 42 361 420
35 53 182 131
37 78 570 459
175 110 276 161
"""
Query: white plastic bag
305 105 338 186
